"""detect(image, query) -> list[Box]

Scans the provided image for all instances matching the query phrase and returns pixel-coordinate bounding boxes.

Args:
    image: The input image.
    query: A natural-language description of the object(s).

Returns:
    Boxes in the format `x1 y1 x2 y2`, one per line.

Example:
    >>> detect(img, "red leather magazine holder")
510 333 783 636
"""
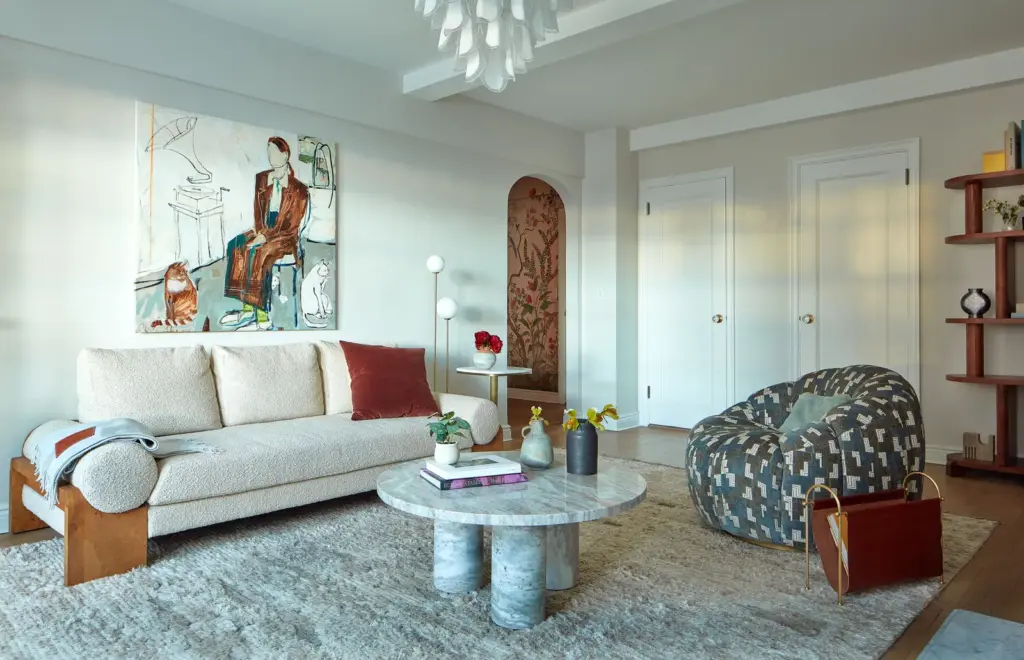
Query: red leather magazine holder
804 472 943 605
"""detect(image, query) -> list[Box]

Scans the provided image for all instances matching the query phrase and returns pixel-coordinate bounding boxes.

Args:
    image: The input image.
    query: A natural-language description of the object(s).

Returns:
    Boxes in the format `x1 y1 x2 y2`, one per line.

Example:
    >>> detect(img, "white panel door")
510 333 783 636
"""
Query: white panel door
794 146 917 387
641 172 731 429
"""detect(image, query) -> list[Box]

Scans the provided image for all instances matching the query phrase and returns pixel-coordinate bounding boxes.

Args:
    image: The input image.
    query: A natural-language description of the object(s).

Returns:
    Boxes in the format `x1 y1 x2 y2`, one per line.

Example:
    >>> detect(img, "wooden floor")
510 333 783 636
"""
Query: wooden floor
3 399 1022 657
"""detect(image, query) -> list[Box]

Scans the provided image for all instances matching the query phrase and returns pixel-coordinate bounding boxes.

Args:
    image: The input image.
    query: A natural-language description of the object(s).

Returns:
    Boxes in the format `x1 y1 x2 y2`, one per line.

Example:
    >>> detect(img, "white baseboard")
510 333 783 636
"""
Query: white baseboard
925 446 956 466
0 506 8 535
508 388 564 404
606 413 640 432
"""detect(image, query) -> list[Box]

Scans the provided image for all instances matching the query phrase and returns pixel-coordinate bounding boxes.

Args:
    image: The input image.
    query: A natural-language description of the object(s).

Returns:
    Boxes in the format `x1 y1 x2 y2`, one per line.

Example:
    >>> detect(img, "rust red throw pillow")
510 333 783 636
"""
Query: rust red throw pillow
340 341 439 420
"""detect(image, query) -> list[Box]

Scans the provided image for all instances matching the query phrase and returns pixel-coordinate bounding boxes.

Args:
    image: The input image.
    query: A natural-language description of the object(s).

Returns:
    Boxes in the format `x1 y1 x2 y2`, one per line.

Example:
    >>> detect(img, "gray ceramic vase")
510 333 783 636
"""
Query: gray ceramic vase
960 288 991 318
566 421 599 475
519 420 553 469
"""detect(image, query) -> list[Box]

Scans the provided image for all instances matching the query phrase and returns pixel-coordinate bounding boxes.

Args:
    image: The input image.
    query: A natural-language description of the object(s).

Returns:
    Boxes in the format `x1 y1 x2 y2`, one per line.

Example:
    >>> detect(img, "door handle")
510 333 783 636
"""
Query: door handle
712 314 724 324
801 314 815 325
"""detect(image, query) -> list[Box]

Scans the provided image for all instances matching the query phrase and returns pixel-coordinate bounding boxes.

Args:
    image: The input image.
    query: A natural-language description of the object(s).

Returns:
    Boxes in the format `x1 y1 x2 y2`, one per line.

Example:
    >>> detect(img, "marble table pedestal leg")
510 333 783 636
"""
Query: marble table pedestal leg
433 521 483 593
491 526 546 629
545 523 579 590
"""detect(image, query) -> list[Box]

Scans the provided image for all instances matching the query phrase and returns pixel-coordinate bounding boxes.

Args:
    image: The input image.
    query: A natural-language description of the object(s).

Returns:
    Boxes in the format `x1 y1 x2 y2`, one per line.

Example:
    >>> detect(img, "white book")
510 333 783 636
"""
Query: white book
424 455 521 480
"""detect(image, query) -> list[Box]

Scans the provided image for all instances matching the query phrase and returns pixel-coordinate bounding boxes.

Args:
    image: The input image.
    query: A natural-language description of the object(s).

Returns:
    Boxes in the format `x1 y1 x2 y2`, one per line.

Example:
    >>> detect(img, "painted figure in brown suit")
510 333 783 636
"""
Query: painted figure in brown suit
220 137 309 330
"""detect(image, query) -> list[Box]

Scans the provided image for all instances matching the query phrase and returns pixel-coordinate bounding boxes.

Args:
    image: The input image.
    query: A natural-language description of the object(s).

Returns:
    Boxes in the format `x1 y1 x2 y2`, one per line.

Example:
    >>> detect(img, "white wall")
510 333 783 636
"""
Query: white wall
1 0 584 179
0 36 583 524
639 81 1024 458
581 128 639 427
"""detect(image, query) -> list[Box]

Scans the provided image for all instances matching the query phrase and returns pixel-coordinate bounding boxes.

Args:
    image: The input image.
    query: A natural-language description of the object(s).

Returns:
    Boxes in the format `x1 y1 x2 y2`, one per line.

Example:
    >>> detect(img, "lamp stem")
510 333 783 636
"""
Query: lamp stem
432 273 438 391
445 318 451 394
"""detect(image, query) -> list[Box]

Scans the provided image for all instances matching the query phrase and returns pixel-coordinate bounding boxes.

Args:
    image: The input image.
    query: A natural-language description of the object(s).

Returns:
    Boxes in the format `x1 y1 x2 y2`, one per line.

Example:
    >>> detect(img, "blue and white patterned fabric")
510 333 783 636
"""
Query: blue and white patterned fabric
686 366 925 548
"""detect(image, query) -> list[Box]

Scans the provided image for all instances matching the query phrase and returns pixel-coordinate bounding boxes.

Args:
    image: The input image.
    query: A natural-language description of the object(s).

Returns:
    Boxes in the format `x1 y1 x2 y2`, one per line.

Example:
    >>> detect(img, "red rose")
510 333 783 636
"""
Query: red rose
490 336 504 354
474 330 491 350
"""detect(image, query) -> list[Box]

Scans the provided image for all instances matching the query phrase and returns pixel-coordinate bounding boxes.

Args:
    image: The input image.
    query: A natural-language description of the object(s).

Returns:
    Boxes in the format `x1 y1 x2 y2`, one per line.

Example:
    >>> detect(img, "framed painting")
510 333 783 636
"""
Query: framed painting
135 104 338 332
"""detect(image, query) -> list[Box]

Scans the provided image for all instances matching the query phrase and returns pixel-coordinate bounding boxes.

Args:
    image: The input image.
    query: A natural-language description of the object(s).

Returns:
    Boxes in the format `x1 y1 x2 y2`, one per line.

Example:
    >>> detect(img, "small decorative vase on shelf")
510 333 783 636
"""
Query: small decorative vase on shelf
960 288 991 318
566 421 599 475
472 350 497 369
433 442 460 466
520 420 554 469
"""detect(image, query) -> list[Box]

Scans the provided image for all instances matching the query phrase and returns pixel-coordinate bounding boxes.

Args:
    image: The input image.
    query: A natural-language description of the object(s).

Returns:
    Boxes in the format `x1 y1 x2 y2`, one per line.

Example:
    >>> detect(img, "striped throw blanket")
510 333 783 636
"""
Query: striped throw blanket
30 418 218 506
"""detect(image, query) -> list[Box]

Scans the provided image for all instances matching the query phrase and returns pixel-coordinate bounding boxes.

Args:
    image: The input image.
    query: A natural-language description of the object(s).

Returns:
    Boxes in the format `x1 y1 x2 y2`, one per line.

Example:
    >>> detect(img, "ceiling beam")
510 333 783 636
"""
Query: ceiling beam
630 46 1024 151
403 0 748 101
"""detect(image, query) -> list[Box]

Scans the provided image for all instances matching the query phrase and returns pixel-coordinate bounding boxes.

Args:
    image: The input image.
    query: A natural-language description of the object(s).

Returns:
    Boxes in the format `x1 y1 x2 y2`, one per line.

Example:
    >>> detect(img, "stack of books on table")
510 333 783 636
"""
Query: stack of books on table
420 455 527 490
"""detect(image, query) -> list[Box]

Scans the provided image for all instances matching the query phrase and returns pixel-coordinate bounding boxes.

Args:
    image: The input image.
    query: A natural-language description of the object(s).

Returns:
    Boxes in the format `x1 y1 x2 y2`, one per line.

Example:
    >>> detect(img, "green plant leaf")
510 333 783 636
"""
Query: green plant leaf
456 419 471 430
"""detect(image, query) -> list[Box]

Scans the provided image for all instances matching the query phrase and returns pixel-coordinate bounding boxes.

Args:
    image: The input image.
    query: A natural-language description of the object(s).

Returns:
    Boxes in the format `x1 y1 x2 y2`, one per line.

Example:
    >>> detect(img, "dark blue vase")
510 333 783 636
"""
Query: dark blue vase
566 421 599 475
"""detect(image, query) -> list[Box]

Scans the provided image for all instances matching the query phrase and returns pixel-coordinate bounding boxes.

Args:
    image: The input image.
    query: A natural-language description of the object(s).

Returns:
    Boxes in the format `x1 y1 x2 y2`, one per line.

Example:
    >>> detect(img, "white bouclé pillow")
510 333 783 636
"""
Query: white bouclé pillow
317 341 353 415
77 347 222 436
212 343 324 426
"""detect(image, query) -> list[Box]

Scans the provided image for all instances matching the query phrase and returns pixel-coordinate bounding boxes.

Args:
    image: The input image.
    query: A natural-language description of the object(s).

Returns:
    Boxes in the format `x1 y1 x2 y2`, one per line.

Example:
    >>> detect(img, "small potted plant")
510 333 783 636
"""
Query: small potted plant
520 406 554 469
473 331 504 369
563 405 618 475
427 411 471 465
984 195 1024 231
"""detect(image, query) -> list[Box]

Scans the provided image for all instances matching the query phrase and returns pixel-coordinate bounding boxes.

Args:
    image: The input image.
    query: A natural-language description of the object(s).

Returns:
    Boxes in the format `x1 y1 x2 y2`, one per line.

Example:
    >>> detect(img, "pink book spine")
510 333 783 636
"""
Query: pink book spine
447 473 528 489
421 469 528 490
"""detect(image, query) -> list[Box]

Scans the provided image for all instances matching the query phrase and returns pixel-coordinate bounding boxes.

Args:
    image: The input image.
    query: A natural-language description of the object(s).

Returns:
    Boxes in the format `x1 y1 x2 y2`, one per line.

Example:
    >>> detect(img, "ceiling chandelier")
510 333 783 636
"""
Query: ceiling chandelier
414 0 574 93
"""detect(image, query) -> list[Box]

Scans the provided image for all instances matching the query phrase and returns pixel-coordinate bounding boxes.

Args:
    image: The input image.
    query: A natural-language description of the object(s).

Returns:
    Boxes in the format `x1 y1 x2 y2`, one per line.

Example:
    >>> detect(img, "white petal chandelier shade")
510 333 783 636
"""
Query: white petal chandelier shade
414 0 574 92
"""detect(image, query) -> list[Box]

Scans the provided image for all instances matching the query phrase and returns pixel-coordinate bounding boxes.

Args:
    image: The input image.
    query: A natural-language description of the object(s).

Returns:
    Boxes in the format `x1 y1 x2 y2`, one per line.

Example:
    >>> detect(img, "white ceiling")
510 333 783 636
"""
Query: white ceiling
163 0 1024 132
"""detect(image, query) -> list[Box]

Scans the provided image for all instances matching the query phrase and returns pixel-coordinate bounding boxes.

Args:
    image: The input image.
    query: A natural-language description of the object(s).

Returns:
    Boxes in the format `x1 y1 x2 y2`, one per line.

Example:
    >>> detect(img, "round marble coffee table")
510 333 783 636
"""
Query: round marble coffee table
376 452 647 630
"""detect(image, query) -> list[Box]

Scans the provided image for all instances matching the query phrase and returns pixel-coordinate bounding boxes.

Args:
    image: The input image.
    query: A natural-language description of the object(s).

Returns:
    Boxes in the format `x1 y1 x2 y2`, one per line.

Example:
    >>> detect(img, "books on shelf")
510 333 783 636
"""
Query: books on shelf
419 469 528 490
1006 122 1022 170
1011 313 1024 319
423 454 521 480
983 150 1006 173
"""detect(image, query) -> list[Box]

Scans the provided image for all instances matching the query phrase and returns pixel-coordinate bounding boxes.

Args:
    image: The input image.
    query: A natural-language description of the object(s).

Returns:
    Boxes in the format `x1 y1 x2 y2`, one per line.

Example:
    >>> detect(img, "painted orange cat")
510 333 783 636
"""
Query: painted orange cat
151 262 198 328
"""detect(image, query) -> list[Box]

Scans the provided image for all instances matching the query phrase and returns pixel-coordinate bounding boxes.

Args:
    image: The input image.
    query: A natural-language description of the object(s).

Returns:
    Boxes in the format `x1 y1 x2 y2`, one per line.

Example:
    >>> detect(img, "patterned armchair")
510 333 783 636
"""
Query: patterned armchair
686 365 924 548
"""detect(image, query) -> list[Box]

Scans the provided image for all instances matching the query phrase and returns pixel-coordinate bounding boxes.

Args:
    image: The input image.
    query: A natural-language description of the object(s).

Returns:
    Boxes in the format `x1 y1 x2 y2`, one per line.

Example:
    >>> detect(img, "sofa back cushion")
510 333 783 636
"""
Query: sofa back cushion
317 341 353 415
340 341 439 420
77 347 222 436
212 343 324 426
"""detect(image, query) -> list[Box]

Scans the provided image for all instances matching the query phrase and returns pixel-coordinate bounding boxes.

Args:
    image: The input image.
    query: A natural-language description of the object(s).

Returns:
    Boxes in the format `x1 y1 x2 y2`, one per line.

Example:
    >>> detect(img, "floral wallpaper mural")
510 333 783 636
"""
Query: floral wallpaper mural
508 177 563 393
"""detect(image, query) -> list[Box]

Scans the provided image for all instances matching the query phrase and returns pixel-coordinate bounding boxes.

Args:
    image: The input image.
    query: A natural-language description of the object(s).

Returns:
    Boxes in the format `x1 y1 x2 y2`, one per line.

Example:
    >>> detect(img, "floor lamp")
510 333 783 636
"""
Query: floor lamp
426 256 446 390
436 297 459 393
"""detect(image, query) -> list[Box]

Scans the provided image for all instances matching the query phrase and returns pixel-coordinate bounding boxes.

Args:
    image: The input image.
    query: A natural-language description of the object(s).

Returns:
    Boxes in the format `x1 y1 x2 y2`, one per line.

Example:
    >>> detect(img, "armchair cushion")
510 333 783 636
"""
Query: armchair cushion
778 393 853 432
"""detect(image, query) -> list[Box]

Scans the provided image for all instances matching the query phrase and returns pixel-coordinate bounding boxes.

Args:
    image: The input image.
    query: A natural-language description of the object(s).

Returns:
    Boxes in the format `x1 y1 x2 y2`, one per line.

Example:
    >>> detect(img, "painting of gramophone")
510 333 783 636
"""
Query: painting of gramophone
146 116 228 269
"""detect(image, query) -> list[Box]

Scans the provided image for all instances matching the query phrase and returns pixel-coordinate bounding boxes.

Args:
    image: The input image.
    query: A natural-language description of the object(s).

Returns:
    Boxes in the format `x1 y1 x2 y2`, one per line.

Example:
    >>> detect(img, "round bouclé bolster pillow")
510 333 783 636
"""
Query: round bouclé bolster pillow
70 443 158 514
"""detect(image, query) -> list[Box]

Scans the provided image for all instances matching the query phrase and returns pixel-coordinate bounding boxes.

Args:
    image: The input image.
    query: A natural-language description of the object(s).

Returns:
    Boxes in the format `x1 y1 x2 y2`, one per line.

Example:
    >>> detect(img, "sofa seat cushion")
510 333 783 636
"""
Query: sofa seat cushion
212 344 324 426
147 415 471 506
77 347 222 436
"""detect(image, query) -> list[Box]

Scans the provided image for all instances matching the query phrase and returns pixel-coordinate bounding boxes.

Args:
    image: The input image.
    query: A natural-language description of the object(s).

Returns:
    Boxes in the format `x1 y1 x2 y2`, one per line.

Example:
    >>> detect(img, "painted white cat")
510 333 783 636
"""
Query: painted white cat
301 259 333 328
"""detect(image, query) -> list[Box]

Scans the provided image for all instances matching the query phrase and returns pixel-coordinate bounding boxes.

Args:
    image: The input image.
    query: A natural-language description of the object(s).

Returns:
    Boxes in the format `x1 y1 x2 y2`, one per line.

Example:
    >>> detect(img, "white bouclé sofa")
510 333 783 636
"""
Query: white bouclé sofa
11 341 499 585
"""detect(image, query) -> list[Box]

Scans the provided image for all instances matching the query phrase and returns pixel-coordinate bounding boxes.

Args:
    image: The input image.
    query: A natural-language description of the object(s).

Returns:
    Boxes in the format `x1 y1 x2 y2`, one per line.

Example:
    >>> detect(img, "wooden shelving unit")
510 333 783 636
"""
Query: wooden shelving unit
945 170 1024 478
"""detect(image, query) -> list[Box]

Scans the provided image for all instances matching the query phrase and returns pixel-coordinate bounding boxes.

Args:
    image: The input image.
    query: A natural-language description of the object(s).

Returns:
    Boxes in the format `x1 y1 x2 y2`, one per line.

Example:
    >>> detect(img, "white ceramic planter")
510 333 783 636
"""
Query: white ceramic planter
473 350 497 369
434 442 461 465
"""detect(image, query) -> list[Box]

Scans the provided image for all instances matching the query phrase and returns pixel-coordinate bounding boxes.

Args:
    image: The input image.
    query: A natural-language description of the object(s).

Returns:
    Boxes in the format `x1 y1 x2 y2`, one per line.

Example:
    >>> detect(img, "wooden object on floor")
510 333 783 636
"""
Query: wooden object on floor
962 432 995 463
805 475 944 606
9 457 148 586
944 170 1024 478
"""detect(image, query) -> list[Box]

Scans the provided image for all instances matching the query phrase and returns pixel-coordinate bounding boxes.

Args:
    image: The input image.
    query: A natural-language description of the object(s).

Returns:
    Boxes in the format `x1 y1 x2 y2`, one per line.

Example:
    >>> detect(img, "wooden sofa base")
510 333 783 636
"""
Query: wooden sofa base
9 458 148 587
10 427 501 586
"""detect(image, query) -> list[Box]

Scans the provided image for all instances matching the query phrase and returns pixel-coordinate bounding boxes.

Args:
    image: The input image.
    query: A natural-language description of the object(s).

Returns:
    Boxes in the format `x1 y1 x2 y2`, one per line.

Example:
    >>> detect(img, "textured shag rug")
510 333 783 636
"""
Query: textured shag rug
0 457 997 660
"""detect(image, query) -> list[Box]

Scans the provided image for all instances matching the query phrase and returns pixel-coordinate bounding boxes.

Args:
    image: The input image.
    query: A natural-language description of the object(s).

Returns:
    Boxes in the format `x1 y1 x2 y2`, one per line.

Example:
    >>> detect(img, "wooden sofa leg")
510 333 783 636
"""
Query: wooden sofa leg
9 460 47 534
62 486 148 587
